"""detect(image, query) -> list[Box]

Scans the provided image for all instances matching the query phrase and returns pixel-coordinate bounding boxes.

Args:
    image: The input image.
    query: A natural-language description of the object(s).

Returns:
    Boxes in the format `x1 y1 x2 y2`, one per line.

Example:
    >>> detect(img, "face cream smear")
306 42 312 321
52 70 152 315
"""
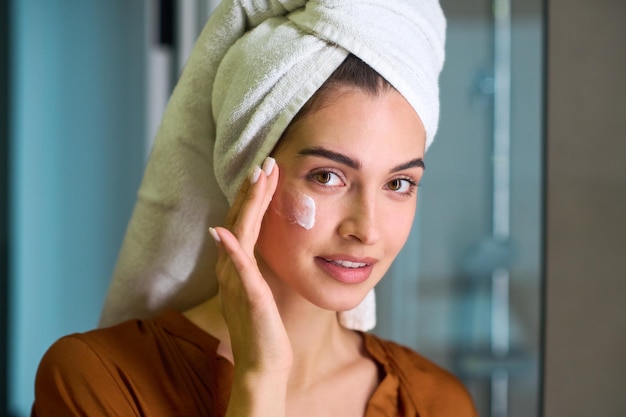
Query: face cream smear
273 189 316 230
292 192 316 230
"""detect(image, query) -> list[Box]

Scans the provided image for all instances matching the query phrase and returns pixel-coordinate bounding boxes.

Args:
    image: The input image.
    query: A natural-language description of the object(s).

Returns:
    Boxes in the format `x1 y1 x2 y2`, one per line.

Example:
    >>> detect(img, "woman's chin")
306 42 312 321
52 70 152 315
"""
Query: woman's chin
312 290 372 314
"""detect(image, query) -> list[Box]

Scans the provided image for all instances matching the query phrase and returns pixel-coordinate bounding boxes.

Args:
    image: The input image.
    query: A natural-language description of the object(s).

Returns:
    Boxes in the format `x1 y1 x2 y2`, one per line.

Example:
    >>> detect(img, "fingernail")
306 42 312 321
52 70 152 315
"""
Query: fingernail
262 157 276 176
249 166 262 184
208 227 221 243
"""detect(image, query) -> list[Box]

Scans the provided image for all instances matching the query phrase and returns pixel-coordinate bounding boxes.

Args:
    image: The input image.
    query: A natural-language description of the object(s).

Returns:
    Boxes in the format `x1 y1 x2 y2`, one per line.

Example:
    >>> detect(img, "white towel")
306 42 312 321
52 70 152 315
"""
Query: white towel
99 0 446 332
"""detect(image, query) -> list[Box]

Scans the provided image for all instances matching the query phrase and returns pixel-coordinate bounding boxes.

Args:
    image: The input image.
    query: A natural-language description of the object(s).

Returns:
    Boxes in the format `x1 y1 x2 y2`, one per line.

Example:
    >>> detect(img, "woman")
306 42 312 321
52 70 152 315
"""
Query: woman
33 1 478 415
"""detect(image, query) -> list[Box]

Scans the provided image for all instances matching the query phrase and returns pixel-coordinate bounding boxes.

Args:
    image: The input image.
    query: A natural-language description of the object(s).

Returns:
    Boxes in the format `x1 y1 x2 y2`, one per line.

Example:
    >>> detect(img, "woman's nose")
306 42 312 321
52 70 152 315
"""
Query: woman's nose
338 193 381 245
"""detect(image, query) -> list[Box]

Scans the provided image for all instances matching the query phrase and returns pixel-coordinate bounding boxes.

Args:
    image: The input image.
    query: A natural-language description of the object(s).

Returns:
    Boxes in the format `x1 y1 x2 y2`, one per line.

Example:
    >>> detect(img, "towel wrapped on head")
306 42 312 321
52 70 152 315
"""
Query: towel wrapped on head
99 0 446 332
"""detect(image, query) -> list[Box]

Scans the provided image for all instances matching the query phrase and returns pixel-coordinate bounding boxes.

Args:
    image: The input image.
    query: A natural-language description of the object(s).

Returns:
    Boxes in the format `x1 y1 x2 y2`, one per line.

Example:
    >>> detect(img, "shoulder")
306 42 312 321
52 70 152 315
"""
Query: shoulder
41 318 158 372
36 311 197 382
35 332 120 390
33 311 222 415
33 332 138 414
367 334 458 382
34 317 165 386
364 333 478 417
33 314 181 413
37 320 149 374
37 333 105 374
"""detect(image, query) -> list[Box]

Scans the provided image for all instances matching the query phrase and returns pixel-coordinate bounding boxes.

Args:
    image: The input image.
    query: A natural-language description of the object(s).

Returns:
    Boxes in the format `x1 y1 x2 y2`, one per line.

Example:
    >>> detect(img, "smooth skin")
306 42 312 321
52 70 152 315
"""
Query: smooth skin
184 86 427 417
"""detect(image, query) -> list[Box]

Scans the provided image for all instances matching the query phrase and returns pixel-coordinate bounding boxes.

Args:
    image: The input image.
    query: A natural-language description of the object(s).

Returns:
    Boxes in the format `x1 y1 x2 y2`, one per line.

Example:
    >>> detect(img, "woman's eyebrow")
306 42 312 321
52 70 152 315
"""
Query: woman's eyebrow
391 158 425 172
297 147 361 169
297 146 424 172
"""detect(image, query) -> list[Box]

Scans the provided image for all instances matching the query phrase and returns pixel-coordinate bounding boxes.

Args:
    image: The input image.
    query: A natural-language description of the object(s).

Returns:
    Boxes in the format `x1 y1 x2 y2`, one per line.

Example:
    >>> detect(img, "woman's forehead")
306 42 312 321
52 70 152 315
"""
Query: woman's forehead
276 88 426 160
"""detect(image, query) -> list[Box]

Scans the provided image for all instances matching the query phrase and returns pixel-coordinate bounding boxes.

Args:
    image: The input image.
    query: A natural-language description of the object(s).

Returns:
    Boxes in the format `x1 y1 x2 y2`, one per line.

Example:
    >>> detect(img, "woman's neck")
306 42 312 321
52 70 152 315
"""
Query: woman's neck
184 290 362 390
273 293 360 389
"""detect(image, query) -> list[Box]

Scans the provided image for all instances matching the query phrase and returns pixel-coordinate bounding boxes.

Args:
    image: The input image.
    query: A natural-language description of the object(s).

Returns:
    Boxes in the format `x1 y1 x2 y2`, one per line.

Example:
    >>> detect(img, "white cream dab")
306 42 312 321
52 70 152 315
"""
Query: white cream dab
292 192 316 230
272 189 316 230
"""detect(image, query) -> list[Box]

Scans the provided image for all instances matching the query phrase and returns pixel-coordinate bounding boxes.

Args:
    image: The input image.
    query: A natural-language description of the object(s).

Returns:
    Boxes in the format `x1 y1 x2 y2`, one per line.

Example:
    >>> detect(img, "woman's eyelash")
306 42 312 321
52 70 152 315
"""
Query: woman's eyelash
306 169 344 186
387 177 419 195
403 177 419 186
407 177 424 188
306 169 422 196
395 176 420 186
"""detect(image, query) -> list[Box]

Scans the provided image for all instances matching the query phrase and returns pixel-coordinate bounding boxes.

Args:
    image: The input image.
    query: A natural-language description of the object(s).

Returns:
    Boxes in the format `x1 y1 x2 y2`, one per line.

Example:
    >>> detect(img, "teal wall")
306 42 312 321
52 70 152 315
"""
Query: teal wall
9 1 146 414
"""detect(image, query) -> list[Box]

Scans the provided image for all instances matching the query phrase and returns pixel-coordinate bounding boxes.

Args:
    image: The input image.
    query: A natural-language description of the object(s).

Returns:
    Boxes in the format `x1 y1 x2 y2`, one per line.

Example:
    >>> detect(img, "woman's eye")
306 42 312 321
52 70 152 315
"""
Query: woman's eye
311 170 343 187
387 178 415 193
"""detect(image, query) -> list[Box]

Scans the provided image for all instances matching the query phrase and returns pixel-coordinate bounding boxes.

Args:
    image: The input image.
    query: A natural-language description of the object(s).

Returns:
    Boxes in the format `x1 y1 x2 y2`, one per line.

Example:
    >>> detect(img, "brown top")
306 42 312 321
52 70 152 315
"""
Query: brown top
32 310 478 416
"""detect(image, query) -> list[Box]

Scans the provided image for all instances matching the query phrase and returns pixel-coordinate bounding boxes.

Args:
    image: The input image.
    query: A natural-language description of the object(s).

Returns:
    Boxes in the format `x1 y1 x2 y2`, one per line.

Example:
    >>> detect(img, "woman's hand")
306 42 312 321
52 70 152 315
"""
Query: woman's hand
210 157 291 416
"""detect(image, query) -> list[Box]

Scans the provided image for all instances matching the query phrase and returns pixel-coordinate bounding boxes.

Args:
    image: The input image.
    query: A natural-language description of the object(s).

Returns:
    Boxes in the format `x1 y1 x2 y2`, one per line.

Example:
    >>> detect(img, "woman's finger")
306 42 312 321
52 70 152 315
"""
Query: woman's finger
211 226 272 308
249 158 279 239
226 156 275 231
230 158 278 253
213 157 277 292
224 174 251 229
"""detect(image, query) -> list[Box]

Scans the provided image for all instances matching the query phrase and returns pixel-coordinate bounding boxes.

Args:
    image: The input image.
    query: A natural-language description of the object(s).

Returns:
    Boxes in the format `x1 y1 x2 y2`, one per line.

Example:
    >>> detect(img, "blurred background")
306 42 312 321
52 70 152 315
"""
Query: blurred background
1 1 625 416
377 1 544 416
377 0 544 417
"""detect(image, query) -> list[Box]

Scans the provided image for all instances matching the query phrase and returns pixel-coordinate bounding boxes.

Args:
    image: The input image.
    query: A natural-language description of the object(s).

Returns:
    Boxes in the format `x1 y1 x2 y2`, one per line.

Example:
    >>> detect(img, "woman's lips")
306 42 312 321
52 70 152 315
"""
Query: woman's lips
314 256 376 284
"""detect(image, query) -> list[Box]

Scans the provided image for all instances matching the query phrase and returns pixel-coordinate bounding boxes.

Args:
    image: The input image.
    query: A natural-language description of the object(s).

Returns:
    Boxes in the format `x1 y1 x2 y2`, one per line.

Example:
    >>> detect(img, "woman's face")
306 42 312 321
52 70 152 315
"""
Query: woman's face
256 86 426 312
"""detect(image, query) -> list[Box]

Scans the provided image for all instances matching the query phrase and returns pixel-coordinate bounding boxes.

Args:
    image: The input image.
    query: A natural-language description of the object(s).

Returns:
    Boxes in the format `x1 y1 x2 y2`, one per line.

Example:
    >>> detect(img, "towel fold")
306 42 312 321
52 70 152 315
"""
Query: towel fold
99 0 446 332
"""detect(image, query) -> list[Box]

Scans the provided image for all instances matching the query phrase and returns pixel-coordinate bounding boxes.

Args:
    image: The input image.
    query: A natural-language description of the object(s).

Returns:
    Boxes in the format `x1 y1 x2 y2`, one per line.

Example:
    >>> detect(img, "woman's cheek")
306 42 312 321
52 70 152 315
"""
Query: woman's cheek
391 204 417 248
270 187 317 230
